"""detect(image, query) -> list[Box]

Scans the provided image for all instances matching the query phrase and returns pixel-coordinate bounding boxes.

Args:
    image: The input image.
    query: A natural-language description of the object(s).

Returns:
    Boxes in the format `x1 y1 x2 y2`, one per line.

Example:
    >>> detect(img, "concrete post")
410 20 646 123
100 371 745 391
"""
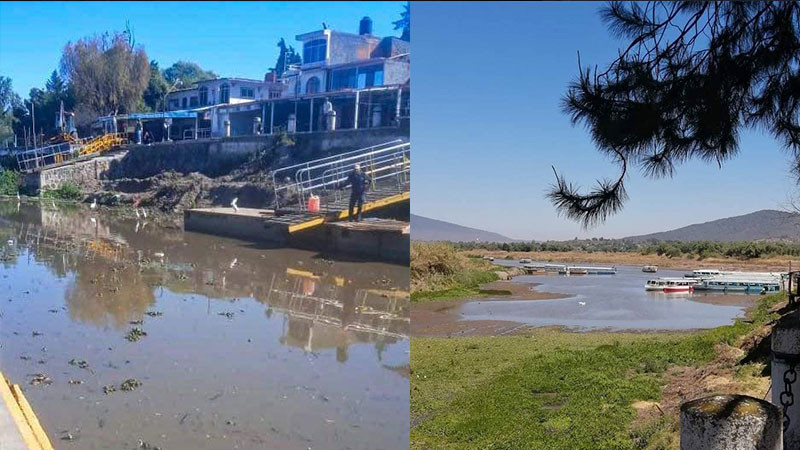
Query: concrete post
269 102 275 135
224 119 231 138
287 114 296 134
354 91 360 129
773 314 800 449
680 394 782 450
327 110 337 132
194 115 199 139
395 87 402 126
253 117 262 135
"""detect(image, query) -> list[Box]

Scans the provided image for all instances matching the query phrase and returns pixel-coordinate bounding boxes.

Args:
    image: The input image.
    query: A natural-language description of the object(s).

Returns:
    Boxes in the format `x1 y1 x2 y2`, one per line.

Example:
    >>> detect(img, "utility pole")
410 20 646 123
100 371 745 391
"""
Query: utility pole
31 101 36 147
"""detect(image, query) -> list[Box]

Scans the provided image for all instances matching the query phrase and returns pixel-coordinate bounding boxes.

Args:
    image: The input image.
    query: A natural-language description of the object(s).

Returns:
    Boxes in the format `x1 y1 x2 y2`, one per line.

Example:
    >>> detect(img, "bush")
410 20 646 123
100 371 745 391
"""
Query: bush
0 169 18 196
42 183 83 201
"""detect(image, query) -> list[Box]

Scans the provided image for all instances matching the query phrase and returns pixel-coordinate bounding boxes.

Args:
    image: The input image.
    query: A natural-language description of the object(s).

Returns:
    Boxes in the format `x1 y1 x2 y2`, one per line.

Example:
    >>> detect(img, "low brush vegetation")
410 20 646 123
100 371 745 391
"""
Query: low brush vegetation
41 182 83 201
411 242 499 302
452 239 800 260
0 168 19 196
411 294 783 450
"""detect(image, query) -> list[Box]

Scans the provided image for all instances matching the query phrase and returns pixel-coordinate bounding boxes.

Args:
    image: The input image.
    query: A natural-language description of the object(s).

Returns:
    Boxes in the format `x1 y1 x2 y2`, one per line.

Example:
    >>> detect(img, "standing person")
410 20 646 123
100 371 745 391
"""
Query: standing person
135 121 143 144
339 163 370 222
323 97 334 130
143 131 153 145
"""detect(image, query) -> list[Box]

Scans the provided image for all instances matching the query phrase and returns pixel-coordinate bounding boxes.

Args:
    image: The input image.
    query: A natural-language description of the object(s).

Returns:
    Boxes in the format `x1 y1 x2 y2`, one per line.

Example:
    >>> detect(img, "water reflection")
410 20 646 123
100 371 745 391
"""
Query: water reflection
0 201 409 450
1 202 408 349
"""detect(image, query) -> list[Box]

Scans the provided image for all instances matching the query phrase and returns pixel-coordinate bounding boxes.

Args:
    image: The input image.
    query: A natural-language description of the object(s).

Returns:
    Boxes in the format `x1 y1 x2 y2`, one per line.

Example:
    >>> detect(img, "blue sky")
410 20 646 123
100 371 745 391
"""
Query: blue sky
412 2 796 241
0 1 405 96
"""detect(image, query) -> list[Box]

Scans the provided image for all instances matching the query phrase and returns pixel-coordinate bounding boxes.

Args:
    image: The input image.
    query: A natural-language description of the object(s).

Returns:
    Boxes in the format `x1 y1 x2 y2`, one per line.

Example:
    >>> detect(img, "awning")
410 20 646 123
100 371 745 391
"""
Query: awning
96 110 199 122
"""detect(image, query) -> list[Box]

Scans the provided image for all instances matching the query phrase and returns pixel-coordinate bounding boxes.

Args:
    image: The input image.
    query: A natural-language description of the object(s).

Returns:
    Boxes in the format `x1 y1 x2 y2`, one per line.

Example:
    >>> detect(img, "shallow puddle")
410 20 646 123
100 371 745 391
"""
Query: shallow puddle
0 201 409 449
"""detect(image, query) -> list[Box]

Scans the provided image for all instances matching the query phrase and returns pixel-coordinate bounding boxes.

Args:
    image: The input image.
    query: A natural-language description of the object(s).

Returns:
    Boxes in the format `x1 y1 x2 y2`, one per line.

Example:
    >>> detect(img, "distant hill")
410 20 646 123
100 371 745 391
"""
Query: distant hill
625 209 800 242
411 214 517 242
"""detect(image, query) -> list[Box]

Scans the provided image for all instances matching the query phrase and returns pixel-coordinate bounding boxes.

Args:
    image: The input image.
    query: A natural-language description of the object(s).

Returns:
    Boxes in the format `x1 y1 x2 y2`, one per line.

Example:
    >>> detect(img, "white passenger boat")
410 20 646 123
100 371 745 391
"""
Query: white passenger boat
694 278 782 293
687 269 786 280
558 266 616 275
645 278 698 293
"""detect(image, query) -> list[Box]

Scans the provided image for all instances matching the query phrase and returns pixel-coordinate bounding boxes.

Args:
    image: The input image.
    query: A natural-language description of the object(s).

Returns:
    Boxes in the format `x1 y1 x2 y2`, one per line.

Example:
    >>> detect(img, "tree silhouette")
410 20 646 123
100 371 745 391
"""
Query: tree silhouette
550 1 800 227
394 1 411 41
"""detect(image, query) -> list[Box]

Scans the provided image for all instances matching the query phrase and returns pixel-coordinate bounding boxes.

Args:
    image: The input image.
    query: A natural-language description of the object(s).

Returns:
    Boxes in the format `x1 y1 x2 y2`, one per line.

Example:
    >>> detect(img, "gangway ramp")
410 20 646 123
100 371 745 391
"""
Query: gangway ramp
270 139 410 233
16 132 127 173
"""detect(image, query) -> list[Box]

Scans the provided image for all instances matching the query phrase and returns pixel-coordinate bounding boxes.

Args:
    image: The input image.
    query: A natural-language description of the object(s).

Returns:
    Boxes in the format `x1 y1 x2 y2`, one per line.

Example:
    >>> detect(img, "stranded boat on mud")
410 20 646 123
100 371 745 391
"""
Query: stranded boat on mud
645 278 698 293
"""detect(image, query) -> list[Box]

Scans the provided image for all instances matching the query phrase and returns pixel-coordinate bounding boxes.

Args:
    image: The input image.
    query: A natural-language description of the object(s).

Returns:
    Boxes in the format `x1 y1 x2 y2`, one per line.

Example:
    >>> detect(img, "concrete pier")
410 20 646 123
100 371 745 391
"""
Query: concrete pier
772 314 800 449
1 372 54 449
184 207 409 263
680 394 782 450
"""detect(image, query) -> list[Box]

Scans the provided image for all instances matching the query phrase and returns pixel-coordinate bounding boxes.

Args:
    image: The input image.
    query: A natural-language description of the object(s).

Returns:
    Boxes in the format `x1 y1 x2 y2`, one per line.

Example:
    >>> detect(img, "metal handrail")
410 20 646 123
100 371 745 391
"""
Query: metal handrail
272 139 403 185
15 133 127 173
272 140 410 212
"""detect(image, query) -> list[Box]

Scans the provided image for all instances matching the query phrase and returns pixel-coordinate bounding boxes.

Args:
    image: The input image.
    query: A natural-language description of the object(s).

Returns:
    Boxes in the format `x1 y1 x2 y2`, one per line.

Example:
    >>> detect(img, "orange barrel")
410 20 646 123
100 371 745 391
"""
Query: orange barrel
307 194 320 213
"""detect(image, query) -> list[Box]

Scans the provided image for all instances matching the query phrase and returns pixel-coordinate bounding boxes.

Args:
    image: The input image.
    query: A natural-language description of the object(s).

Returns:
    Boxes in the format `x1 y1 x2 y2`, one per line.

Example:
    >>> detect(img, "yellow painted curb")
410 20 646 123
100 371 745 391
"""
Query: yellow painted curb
11 384 54 450
288 191 410 233
0 372 53 450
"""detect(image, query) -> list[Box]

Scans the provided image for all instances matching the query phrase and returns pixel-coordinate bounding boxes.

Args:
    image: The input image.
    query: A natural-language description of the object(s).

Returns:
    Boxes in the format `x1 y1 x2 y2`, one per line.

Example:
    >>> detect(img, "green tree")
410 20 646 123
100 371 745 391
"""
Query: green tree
143 60 169 111
274 39 302 78
394 1 410 41
163 61 216 88
550 2 800 227
0 76 22 146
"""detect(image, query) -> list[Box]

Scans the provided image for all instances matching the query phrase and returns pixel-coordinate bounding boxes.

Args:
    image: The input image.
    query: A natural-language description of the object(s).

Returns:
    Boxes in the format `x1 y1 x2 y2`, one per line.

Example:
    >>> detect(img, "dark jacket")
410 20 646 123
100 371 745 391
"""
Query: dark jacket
341 170 371 196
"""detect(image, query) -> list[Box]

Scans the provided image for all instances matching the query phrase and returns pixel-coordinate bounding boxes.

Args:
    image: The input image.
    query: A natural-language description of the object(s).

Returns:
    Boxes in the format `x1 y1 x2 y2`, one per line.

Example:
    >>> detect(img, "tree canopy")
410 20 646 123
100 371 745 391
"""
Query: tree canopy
60 30 150 124
394 1 410 41
550 1 800 227
274 38 302 78
163 60 217 88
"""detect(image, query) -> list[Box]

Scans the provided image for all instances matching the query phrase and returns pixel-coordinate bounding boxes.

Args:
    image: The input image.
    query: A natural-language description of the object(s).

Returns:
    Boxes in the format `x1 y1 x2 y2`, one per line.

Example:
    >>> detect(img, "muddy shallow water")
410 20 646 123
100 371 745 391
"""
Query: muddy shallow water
0 201 409 449
468 261 758 331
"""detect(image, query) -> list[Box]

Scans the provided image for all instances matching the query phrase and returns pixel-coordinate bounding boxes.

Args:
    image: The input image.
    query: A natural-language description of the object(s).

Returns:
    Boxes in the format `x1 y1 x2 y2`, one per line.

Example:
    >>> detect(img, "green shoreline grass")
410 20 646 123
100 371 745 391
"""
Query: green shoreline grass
411 267 499 302
410 293 781 450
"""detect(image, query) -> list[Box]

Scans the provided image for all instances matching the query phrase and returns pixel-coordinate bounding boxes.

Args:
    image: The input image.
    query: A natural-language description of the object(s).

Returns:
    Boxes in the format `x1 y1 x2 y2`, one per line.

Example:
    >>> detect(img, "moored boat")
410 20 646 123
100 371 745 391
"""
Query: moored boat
559 265 616 275
694 278 781 293
519 258 532 264
645 277 698 293
642 265 658 273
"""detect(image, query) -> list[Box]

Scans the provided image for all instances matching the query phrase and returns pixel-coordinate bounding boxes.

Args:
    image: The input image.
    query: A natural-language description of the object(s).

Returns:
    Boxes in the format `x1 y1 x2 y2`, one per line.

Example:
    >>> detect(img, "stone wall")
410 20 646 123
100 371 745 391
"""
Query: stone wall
25 153 126 193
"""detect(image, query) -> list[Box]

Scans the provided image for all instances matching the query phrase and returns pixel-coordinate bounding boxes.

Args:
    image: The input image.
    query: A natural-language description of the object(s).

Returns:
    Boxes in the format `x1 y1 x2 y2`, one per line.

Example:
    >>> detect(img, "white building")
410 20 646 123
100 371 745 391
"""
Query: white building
282 17 410 98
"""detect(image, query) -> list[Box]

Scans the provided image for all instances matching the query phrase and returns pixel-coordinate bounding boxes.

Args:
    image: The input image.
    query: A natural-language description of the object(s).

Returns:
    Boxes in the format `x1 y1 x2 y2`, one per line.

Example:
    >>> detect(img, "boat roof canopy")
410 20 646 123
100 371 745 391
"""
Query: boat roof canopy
96 110 199 122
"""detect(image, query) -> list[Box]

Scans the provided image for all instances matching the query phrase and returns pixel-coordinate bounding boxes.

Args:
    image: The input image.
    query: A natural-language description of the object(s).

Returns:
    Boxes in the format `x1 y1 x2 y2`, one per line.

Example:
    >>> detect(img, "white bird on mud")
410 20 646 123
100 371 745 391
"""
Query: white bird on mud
578 301 586 306
142 209 147 219
16 192 20 201
230 258 238 269
90 198 97 209
135 208 140 219
231 197 239 212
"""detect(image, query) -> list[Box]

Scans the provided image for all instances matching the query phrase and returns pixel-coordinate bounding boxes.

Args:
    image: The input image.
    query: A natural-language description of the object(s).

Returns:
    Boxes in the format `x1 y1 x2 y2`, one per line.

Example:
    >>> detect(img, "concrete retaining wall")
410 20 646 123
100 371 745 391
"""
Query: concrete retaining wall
106 127 408 179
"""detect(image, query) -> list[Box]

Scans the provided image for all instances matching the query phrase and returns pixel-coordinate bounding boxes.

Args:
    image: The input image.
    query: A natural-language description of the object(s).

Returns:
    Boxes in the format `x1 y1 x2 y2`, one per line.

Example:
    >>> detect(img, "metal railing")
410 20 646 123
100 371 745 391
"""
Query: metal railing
272 139 410 212
15 133 127 173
